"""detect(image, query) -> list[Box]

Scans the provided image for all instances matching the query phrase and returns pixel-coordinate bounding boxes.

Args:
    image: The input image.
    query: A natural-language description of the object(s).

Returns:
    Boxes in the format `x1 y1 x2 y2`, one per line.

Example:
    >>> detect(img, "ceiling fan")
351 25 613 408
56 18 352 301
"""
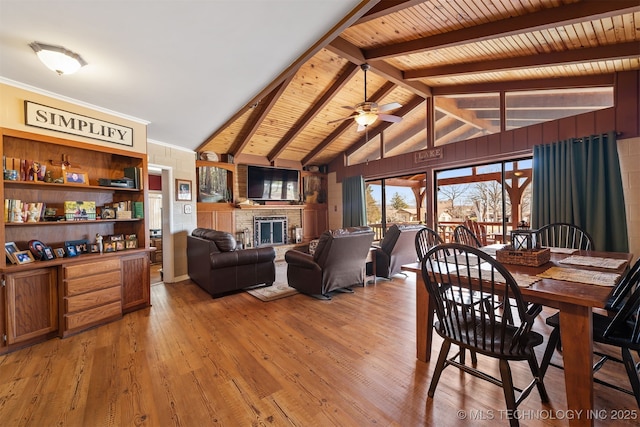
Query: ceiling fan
328 63 402 132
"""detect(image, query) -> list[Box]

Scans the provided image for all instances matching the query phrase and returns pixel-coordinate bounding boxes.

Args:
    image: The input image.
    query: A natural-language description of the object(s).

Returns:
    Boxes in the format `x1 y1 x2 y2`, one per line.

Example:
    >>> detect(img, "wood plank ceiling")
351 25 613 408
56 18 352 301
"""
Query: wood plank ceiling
197 0 640 168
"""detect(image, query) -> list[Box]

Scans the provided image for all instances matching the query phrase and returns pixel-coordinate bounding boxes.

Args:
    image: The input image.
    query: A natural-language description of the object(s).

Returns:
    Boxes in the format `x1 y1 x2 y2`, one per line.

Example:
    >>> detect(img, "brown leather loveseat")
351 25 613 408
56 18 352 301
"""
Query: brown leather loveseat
187 228 276 297
285 226 374 299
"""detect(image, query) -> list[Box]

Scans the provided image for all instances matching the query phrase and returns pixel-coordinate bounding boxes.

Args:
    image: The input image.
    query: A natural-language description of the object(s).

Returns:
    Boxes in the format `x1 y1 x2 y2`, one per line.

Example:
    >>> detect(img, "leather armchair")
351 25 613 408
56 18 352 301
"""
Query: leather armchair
375 224 425 279
285 226 374 299
187 228 276 297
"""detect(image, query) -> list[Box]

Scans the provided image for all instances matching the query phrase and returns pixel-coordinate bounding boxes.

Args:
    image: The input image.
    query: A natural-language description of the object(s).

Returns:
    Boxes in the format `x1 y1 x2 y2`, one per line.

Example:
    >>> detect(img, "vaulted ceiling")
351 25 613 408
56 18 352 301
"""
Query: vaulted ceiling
198 0 640 168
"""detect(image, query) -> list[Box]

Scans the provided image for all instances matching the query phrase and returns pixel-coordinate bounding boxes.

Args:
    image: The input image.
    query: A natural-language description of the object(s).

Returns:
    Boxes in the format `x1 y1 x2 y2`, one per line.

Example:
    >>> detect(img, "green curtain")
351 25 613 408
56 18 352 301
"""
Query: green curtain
342 175 366 227
531 131 628 252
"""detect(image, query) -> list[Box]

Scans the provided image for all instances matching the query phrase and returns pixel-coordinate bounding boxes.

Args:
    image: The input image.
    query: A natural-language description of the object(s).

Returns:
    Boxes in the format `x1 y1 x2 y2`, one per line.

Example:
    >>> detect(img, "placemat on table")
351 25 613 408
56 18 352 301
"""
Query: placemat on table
547 247 578 254
537 266 620 287
558 255 627 270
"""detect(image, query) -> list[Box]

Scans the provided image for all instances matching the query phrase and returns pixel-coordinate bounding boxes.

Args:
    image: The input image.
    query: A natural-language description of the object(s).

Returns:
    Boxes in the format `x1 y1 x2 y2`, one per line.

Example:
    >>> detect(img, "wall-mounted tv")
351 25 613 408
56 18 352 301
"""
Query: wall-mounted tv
246 165 300 201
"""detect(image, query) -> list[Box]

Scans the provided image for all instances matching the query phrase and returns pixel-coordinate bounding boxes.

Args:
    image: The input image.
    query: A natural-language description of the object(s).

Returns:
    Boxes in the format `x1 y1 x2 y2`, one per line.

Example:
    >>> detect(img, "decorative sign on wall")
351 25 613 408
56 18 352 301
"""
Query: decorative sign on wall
24 101 133 147
414 148 443 163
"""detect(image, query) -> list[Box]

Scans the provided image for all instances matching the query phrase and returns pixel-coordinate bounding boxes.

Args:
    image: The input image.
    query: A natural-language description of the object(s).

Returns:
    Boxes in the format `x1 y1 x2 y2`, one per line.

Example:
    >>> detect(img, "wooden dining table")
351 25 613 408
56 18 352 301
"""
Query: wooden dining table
402 248 633 427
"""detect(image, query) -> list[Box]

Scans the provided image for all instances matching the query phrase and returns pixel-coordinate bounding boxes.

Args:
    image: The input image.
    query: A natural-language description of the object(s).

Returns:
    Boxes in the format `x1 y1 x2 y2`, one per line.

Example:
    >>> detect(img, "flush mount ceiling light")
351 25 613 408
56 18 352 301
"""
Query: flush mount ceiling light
29 42 87 75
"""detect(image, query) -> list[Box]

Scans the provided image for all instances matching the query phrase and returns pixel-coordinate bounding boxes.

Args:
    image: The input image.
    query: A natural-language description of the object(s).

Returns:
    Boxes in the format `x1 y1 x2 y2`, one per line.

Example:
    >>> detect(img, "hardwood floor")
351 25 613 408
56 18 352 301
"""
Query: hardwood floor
0 263 637 426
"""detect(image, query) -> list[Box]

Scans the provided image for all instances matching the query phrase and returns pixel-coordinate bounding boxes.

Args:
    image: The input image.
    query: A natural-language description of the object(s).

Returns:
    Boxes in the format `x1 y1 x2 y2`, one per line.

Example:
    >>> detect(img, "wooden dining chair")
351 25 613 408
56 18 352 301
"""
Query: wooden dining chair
414 227 443 262
540 257 640 407
421 243 549 426
453 224 483 248
415 227 479 364
535 222 594 250
463 218 488 245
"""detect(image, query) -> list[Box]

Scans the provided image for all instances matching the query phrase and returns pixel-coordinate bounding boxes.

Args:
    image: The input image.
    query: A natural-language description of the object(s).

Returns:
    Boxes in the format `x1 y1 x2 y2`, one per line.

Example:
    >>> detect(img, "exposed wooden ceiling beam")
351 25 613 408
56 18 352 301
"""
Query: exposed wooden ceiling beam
365 1 640 60
431 75 615 95
229 77 292 157
302 81 397 165
405 42 640 80
327 37 432 98
355 0 424 25
267 62 360 163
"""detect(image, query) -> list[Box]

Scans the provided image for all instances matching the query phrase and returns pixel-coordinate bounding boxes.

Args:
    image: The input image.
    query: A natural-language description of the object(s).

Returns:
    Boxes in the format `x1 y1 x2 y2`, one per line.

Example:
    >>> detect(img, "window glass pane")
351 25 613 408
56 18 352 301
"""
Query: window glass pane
505 87 613 130
348 133 381 166
365 174 425 240
435 159 532 244
434 93 500 146
383 101 427 157
365 180 383 239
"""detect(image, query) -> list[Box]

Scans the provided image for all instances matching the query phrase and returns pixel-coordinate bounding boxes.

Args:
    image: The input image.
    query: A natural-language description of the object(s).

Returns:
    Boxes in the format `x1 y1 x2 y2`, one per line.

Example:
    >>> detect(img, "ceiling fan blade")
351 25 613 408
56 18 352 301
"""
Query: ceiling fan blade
378 114 402 123
327 115 356 124
341 105 355 110
356 123 367 132
378 102 402 112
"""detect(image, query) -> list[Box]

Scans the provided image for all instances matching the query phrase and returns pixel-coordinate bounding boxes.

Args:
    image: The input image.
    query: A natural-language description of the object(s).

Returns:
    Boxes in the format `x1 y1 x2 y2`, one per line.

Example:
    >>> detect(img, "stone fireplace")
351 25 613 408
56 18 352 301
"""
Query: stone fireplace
254 216 288 246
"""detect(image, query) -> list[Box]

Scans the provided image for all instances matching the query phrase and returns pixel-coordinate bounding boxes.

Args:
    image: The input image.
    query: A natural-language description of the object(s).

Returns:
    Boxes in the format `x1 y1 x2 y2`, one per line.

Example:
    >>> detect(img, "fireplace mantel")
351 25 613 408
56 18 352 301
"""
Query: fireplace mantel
236 204 305 210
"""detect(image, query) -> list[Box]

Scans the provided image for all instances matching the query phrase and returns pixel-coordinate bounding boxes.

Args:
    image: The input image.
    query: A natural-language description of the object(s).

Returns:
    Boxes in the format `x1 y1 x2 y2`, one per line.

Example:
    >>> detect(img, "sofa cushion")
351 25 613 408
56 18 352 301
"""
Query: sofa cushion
192 228 237 252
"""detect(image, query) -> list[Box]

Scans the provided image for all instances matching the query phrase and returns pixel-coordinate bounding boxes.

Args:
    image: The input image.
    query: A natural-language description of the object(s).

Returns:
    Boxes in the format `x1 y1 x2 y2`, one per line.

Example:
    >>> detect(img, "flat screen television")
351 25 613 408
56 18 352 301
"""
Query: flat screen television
246 165 300 201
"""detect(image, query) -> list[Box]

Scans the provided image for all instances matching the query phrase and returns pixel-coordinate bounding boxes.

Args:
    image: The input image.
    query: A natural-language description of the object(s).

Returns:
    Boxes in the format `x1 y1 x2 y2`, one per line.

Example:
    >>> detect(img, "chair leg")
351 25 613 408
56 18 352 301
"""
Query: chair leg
428 340 451 398
540 327 560 378
621 348 640 408
527 354 549 403
498 359 519 427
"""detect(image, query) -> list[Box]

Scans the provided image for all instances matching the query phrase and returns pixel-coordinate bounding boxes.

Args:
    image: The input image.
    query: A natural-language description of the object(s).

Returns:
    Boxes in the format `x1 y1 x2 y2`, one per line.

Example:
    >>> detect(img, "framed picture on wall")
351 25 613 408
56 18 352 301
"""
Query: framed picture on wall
176 179 192 201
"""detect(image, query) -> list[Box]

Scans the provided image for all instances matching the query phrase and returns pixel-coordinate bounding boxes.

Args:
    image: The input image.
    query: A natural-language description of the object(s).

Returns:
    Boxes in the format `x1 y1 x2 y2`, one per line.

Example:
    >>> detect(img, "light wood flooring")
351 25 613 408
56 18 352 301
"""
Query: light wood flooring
0 262 637 426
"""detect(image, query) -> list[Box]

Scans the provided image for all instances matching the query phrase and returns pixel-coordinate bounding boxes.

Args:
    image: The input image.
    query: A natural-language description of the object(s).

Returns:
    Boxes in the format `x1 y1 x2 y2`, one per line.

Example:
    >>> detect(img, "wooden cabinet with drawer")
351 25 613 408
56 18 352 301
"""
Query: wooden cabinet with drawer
62 258 122 336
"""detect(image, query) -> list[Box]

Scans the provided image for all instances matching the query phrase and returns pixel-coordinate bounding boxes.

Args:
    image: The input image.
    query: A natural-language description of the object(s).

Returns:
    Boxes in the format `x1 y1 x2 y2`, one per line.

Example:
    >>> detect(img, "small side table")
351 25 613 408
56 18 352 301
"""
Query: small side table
365 247 376 284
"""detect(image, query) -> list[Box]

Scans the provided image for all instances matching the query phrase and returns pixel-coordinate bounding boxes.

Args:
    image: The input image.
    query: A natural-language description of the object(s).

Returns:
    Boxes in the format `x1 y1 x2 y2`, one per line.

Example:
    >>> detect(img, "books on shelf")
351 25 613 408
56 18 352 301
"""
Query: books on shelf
4 199 45 223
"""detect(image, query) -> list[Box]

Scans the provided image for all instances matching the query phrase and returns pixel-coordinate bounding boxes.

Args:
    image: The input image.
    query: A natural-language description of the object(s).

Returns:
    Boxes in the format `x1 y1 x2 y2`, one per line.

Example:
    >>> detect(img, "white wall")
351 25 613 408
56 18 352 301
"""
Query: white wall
147 141 197 282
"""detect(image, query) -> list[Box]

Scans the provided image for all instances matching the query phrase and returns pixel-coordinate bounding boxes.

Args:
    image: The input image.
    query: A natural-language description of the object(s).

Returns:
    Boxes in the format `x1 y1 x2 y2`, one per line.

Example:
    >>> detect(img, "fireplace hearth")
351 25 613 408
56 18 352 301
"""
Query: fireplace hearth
254 216 288 246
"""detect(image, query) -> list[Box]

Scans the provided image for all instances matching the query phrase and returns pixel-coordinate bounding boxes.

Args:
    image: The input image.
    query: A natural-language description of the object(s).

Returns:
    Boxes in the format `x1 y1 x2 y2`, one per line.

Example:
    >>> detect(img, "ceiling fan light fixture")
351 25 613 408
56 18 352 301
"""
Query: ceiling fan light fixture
354 112 377 127
29 42 87 75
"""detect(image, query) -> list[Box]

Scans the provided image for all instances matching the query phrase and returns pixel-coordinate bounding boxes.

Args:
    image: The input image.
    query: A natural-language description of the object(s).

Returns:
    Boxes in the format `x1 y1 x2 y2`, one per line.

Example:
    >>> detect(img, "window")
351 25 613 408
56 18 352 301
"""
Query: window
366 173 426 240
505 87 613 131
434 93 500 146
435 159 532 243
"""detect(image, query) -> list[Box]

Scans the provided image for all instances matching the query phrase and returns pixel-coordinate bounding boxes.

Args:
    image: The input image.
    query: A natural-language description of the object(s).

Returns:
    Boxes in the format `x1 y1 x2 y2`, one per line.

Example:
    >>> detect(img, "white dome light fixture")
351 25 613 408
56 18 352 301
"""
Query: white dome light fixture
29 42 87 75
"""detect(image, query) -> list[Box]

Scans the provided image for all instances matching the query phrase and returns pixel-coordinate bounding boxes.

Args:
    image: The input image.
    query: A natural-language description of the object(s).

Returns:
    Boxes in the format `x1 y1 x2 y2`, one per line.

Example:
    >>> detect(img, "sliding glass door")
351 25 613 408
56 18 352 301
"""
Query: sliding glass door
435 159 532 243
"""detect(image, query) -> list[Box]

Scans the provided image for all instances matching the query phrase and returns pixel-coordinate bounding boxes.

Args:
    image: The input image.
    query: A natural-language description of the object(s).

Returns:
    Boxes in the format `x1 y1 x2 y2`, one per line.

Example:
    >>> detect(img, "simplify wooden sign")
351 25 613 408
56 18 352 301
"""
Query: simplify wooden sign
25 101 133 147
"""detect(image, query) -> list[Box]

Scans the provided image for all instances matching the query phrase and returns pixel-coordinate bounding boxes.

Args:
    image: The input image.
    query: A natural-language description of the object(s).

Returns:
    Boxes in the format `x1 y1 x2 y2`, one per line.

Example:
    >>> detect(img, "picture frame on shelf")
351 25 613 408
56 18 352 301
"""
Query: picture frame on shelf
65 239 89 254
54 248 66 258
5 242 19 264
101 207 116 219
62 170 89 185
89 244 100 253
125 238 137 249
28 239 46 260
14 250 35 264
65 245 79 257
104 241 116 253
176 179 192 201
41 246 55 261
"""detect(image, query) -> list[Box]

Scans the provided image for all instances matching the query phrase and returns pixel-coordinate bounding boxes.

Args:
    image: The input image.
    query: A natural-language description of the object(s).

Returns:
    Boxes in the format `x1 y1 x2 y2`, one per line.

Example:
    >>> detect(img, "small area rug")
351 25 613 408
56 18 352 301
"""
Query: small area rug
246 282 298 302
